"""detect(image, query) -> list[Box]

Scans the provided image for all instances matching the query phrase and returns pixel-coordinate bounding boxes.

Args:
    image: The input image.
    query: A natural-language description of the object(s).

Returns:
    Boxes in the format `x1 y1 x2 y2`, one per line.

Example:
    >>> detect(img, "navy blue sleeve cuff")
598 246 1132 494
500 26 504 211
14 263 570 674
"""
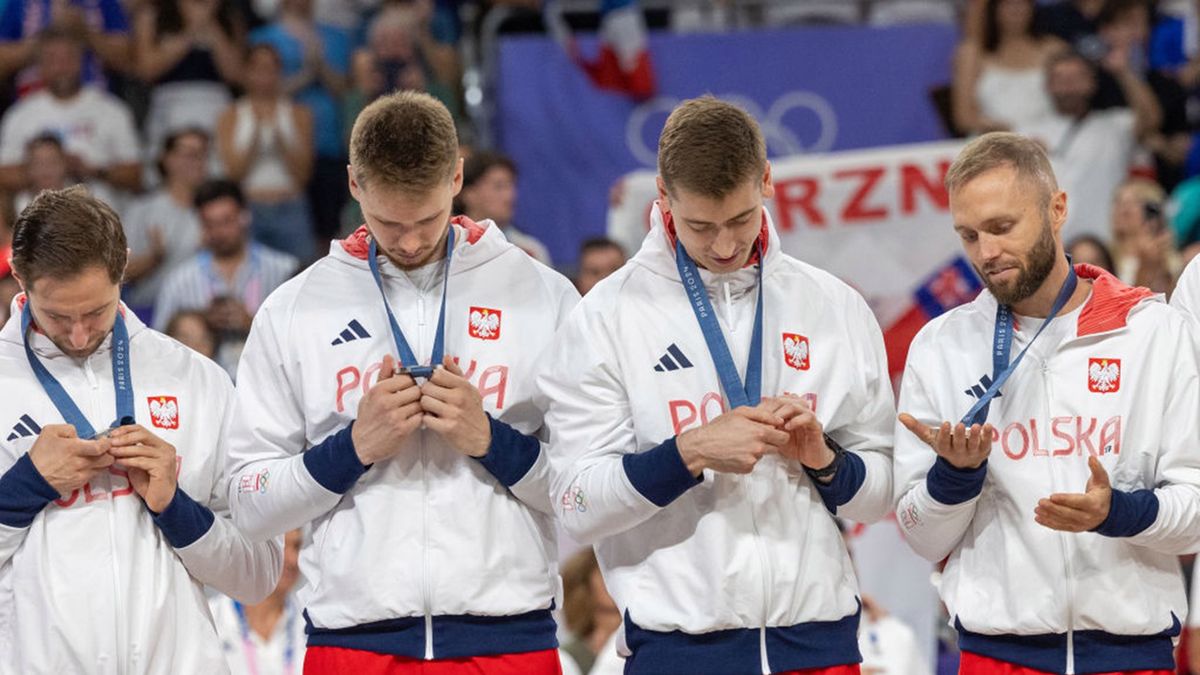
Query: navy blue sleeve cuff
622 437 703 508
302 424 367 495
1093 488 1159 538
811 451 866 514
475 415 541 487
0 453 60 528
926 457 988 505
151 487 216 549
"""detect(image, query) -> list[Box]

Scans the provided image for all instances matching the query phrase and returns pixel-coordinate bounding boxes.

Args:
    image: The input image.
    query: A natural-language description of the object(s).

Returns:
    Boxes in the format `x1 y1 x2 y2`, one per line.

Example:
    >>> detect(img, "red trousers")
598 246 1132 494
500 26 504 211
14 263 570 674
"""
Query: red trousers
303 646 563 675
960 651 1173 675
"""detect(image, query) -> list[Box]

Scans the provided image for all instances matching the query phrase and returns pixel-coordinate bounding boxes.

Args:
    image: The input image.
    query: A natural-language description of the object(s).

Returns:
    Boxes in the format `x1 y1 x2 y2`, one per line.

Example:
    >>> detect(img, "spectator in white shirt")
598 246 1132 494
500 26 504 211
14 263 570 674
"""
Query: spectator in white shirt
122 127 211 316
14 133 79 213
1018 49 1160 240
0 27 142 210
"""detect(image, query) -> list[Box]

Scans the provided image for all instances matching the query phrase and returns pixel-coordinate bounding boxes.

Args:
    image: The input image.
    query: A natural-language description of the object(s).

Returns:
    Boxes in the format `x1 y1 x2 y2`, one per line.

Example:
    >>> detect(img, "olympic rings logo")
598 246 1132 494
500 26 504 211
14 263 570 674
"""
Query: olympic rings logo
625 91 839 166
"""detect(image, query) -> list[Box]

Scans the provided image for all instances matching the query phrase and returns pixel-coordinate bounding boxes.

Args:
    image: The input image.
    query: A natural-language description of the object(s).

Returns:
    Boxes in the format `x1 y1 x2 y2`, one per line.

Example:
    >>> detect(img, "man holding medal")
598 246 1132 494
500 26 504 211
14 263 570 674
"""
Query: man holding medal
225 91 578 673
0 186 283 673
537 96 896 673
894 132 1200 674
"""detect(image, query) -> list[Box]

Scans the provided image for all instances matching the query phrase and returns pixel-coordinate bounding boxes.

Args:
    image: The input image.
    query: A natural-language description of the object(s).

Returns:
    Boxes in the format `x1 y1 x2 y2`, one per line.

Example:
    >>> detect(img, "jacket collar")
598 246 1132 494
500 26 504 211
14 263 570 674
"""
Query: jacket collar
1 293 145 359
972 263 1157 338
334 216 499 277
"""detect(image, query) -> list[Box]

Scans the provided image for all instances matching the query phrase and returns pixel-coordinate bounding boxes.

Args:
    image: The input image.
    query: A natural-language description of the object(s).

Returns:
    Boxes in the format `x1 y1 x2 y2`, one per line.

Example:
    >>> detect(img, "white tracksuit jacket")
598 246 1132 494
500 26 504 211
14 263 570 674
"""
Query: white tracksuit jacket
537 204 895 675
225 219 578 660
0 298 283 674
894 264 1200 674
1173 255 1200 326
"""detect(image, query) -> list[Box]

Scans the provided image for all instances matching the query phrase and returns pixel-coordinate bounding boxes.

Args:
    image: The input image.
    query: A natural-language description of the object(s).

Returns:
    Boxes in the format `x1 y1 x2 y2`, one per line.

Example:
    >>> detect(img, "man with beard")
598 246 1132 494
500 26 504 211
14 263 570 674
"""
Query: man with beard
894 132 1200 674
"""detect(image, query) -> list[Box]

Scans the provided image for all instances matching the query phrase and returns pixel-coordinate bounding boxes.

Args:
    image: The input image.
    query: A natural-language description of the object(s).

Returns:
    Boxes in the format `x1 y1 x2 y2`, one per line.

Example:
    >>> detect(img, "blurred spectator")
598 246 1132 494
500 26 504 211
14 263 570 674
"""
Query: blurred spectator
123 127 210 315
1110 177 1179 292
0 28 141 209
251 0 378 36
858 595 930 675
217 43 315 261
1066 233 1118 272
164 309 217 359
1035 0 1104 47
211 529 306 675
952 0 1064 135
250 0 350 243
459 150 552 265
134 0 245 163
154 179 298 375
1018 49 1160 239
560 548 620 675
14 133 78 212
368 0 461 117
575 237 625 295
0 0 130 96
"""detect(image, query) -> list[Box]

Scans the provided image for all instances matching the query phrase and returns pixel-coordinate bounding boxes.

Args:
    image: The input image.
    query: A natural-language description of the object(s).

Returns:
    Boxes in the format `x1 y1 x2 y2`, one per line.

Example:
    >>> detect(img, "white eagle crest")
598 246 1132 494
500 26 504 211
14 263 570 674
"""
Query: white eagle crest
150 398 178 427
784 335 809 367
1089 360 1120 392
470 309 500 338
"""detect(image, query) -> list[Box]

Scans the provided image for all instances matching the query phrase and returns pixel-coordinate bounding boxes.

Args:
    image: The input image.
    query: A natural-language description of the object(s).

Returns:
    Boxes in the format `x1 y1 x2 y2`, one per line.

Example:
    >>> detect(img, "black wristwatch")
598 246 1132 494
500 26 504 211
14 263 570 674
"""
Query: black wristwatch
804 433 846 483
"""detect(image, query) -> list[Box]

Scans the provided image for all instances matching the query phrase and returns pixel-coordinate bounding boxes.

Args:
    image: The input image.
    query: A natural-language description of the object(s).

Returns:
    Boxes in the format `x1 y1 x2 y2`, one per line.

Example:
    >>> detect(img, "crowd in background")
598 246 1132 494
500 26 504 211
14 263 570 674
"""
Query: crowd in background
3 0 1200 673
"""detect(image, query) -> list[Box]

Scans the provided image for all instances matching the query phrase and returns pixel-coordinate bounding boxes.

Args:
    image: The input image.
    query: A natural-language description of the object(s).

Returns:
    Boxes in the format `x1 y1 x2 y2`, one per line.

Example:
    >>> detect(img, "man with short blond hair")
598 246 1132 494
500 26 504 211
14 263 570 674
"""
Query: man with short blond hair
895 132 1200 673
539 95 895 672
226 90 578 674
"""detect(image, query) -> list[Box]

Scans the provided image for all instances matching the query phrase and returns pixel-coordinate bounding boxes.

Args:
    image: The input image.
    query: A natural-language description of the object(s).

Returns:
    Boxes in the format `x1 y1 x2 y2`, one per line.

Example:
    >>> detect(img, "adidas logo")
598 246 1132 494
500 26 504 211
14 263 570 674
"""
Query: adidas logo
964 374 1002 400
331 320 371 346
7 414 41 441
653 344 694 373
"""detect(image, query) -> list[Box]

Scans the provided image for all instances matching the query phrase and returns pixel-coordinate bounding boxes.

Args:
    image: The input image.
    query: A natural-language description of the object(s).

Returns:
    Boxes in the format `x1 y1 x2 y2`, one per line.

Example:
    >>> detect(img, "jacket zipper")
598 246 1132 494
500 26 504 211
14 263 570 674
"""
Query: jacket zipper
416 286 434 660
717 278 770 672
86 355 124 675
1042 358 1076 673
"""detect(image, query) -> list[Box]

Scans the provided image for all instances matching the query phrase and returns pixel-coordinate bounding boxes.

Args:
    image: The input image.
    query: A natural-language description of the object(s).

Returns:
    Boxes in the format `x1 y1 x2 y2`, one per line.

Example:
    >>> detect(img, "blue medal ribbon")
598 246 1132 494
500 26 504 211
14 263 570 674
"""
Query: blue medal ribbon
675 238 763 409
961 260 1079 426
21 301 135 440
368 228 455 379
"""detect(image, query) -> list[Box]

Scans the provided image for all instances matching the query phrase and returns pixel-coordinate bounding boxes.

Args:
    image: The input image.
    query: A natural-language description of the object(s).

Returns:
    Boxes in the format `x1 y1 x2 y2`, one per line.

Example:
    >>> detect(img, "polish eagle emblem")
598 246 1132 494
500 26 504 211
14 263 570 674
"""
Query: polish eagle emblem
468 307 502 340
1087 358 1121 394
148 396 179 430
782 333 810 371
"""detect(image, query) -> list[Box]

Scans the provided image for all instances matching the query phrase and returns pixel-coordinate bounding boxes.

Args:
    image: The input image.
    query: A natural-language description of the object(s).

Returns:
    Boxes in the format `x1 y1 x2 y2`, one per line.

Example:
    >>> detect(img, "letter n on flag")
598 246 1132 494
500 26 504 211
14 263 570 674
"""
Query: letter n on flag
545 0 656 100
883 256 983 379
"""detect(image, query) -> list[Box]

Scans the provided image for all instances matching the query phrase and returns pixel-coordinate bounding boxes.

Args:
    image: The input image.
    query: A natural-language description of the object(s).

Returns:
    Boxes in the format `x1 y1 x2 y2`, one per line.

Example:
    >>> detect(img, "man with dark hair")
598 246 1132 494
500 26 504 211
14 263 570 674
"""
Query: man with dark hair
459 150 553 265
0 28 141 208
153 179 298 375
123 127 211 315
226 90 578 672
538 95 895 671
575 237 625 295
895 132 1200 673
0 185 282 673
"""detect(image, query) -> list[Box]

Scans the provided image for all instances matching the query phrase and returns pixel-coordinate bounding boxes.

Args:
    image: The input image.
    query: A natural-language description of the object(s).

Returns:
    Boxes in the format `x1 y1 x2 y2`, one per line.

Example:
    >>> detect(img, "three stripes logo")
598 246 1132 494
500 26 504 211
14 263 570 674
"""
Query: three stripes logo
331 320 371 346
653 344 694 373
7 414 41 441
964 374 1002 400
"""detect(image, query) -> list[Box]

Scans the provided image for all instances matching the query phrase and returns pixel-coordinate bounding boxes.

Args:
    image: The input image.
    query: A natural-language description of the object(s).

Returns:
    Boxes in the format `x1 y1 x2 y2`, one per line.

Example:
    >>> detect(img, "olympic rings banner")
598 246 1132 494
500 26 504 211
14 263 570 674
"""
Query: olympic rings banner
609 139 972 382
494 22 959 265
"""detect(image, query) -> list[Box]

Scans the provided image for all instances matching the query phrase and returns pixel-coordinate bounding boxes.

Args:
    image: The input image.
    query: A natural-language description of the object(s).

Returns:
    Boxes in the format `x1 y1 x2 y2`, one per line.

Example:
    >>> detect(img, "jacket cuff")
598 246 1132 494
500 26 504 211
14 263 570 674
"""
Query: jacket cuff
0 453 60 528
926 457 987 505
475 415 540 487
302 424 367 494
811 451 866 514
151 487 215 549
1093 488 1159 538
622 437 703 508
